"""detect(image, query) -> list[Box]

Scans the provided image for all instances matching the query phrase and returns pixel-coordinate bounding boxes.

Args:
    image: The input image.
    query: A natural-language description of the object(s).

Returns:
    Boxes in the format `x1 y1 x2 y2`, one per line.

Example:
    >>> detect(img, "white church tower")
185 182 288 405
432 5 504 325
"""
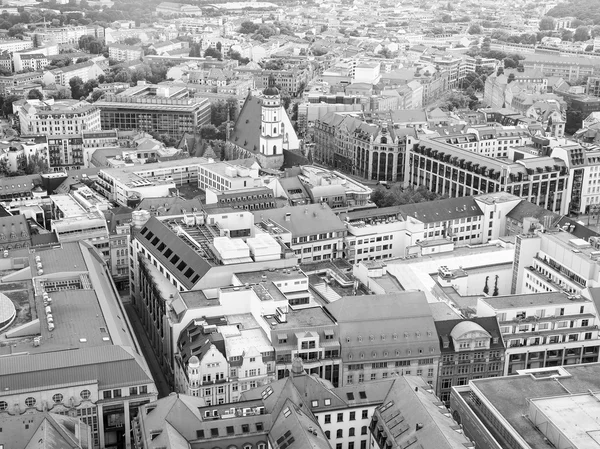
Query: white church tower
258 75 286 168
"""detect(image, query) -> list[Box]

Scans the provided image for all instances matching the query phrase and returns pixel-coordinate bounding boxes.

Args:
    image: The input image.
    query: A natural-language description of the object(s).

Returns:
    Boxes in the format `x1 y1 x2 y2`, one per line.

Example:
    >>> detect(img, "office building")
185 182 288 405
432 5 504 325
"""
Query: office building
96 83 211 139
477 291 600 375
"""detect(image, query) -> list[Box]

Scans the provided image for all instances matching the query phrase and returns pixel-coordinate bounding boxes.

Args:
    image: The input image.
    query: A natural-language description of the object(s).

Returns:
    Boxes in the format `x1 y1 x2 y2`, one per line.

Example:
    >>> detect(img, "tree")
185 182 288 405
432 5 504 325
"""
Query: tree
24 152 48 175
69 76 85 99
27 88 43 100
468 24 482 35
204 47 222 60
90 90 105 102
114 70 132 83
52 86 71 99
504 57 518 68
562 29 574 41
483 276 489 294
239 21 259 34
508 73 516 83
539 16 555 31
2 94 20 116
123 36 141 46
492 275 499 296
574 26 590 41
200 124 221 140
0 158 8 176
89 41 103 54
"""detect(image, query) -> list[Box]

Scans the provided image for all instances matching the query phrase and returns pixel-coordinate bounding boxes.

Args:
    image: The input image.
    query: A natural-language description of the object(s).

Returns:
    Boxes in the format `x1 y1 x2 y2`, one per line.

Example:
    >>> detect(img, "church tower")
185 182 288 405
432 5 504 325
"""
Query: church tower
259 75 285 167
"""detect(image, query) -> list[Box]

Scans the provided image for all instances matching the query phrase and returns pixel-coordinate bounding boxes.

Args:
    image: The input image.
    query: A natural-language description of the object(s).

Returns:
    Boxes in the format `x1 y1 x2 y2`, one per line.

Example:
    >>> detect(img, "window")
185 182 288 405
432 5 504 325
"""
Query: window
52 393 63 404
337 429 343 438
325 430 331 439
129 387 138 396
361 426 368 435
337 413 344 422
25 397 36 407
113 389 122 398
349 428 355 437
325 414 331 424
0 401 7 411
103 391 112 399
80 389 91 400
362 410 368 419
350 411 356 421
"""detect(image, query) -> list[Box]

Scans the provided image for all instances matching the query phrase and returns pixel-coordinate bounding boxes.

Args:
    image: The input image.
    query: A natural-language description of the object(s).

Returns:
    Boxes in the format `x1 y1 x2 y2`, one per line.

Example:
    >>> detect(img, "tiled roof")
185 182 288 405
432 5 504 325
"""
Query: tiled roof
228 94 262 154
397 197 483 224
434 317 504 353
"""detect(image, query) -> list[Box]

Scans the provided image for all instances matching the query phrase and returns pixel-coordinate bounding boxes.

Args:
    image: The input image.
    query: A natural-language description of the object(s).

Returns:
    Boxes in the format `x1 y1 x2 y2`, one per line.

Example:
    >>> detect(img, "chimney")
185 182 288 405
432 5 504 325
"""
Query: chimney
285 212 291 221
416 423 424 431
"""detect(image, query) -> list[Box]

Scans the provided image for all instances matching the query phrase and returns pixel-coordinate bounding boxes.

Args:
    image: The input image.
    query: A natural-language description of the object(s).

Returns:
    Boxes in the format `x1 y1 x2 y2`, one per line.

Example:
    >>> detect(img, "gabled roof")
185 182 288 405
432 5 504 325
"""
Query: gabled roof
434 317 504 353
1 412 90 449
136 216 211 289
228 94 262 154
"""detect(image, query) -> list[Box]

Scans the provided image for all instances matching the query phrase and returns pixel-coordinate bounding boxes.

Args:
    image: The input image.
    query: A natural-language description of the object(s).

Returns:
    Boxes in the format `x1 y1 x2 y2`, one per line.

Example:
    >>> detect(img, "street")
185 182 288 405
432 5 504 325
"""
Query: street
123 300 171 398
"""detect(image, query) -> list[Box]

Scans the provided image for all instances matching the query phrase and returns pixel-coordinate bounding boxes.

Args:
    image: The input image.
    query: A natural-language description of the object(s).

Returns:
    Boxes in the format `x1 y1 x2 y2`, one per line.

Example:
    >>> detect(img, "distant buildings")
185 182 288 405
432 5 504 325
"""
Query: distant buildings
108 44 143 62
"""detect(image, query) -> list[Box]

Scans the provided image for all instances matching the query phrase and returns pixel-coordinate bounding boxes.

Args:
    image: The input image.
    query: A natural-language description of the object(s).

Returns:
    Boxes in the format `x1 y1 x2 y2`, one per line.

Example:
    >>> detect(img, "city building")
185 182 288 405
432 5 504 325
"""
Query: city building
511 230 600 295
0 241 157 449
18 99 101 136
452 363 600 449
313 112 414 182
96 83 211 139
477 291 600 375
433 317 505 405
45 60 105 87
325 292 441 387
108 44 143 62
406 136 570 215
0 71 43 95
253 203 346 263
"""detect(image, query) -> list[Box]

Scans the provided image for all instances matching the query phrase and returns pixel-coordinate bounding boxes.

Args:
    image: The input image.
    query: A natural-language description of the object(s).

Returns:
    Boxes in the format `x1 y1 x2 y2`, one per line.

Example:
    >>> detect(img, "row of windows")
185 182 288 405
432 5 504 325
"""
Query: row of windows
0 389 93 411
322 410 369 423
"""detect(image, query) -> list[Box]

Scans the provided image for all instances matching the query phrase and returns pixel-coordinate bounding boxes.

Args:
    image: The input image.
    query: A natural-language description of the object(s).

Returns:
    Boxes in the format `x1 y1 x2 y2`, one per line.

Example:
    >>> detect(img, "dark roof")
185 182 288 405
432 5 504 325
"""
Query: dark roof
137 216 211 289
228 94 262 154
506 199 560 224
31 231 59 247
555 216 600 240
397 197 483 224
434 317 504 353
178 320 226 366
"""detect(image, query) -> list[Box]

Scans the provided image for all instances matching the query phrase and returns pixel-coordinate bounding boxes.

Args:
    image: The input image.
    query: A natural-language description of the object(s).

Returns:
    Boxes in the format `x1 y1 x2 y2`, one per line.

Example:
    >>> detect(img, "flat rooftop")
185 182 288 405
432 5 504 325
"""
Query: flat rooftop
471 363 600 449
481 291 585 310
530 393 600 449
263 306 334 331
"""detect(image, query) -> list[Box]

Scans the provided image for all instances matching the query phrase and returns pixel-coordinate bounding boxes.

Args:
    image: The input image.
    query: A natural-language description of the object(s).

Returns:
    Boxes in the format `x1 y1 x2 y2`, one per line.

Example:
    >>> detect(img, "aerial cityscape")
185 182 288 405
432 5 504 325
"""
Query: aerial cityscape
3 0 600 448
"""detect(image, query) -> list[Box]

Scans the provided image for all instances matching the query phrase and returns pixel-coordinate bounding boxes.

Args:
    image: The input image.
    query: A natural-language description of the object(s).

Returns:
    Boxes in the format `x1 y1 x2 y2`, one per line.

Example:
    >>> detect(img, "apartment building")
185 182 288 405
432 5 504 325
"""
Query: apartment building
45 61 105 87
33 25 104 46
512 230 600 295
477 291 600 375
108 44 143 62
105 206 132 290
15 53 48 72
206 186 276 211
253 203 346 263
434 317 504 406
258 304 342 386
18 99 101 136
0 242 157 449
174 316 276 404
406 136 570 214
0 71 43 95
522 53 600 82
325 292 441 387
313 112 412 182
0 38 33 53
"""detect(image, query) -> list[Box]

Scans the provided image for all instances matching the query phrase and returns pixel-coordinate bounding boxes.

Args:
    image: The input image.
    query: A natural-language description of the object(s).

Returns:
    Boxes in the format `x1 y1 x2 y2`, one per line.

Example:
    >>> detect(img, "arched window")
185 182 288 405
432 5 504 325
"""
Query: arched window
273 145 277 154
325 431 330 439
336 429 343 438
